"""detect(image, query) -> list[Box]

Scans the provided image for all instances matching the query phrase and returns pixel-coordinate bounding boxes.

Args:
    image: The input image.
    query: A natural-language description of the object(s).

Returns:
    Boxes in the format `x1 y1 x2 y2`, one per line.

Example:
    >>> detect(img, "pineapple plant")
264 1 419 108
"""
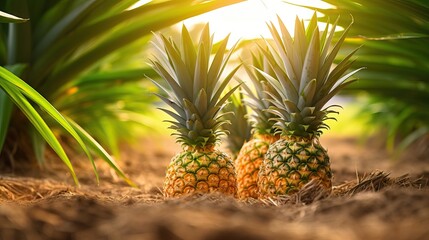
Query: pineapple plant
234 51 280 199
150 24 241 198
257 13 364 197
220 90 252 159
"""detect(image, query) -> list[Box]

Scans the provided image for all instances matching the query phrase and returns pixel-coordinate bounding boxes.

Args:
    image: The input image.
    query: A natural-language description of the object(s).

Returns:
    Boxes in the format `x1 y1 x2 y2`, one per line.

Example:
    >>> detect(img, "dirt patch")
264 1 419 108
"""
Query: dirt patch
1 136 429 240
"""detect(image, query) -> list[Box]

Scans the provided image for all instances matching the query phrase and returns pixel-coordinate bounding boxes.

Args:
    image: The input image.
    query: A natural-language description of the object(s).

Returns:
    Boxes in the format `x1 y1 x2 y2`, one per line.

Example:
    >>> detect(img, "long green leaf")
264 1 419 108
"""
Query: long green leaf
31 0 186 87
6 0 31 65
0 89 13 152
34 0 100 56
0 10 28 23
0 79 79 185
29 125 46 165
66 117 137 187
2 0 244 183
0 66 100 184
36 0 244 96
0 64 25 155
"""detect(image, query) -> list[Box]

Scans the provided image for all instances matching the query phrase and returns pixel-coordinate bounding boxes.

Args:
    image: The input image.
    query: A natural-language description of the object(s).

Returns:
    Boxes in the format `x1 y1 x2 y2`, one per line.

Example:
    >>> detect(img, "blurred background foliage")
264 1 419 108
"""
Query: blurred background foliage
294 0 429 154
0 0 243 183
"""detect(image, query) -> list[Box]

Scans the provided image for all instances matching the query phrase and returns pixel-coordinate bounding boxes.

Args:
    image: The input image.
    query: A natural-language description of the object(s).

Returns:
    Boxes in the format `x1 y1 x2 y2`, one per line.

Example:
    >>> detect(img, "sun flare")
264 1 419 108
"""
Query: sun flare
180 0 333 44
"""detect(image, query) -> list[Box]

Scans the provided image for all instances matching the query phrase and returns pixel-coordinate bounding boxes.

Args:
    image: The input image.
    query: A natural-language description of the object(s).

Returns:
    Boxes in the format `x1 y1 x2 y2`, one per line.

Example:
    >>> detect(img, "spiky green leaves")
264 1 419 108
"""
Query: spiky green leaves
150 24 240 148
261 13 365 138
220 90 251 157
241 51 280 135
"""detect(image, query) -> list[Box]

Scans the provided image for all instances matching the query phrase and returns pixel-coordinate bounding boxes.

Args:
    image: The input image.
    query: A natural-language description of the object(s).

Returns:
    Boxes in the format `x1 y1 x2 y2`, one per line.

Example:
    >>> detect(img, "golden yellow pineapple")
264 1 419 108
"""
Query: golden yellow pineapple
257 14 364 197
164 146 236 196
235 134 278 199
234 52 280 199
150 24 240 198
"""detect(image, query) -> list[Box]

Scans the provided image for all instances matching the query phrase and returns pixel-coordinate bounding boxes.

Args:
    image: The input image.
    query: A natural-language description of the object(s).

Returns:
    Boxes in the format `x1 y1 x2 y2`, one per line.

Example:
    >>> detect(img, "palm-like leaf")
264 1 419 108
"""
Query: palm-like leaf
0 0 243 183
0 67 79 184
290 0 429 149
0 10 28 23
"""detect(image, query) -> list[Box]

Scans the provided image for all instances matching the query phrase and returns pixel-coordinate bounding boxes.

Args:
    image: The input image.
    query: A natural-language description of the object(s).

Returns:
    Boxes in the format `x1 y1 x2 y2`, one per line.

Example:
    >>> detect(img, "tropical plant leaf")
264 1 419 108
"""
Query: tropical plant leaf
0 89 13 152
0 10 28 23
37 0 244 96
0 64 25 156
1 0 244 184
29 125 46 165
0 66 144 184
0 70 79 185
290 0 429 150
66 117 136 187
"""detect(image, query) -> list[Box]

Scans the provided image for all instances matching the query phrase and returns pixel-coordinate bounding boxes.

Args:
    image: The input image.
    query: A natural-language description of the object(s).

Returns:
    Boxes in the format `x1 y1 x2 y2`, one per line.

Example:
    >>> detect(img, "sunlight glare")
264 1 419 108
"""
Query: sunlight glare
180 0 333 44
128 0 151 10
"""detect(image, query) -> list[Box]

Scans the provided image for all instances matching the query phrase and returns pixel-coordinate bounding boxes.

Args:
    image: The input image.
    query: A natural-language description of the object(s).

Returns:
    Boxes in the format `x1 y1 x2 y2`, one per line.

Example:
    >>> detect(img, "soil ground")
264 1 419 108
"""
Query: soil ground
1 135 429 240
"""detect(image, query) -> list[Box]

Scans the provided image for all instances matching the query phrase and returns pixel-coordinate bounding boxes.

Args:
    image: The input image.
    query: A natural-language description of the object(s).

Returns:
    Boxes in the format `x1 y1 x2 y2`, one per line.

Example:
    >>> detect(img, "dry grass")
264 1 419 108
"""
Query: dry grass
1 136 428 240
2 170 425 208
257 170 427 206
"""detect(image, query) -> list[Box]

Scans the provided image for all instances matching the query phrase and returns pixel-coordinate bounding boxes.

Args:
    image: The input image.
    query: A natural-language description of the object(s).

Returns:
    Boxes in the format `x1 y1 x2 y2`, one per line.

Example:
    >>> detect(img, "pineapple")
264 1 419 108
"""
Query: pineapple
220 90 252 159
150 24 240 198
234 51 280 199
257 13 364 197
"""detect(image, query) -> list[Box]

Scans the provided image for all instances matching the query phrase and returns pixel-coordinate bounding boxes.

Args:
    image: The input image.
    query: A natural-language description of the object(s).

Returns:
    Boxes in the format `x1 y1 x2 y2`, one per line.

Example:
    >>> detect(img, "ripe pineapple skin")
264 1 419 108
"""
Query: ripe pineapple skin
235 134 279 199
258 136 332 197
163 146 237 198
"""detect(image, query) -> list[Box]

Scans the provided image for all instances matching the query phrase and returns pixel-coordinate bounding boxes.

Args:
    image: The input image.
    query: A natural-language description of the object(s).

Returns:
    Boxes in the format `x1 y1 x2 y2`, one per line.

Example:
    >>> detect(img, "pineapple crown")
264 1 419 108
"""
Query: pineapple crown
220 89 252 157
240 50 280 136
259 13 365 138
149 24 241 149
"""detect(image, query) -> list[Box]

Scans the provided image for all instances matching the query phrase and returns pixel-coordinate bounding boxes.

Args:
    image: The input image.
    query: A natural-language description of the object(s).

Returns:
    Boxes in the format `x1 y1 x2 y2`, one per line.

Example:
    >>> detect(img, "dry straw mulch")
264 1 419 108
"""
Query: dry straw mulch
257 170 428 206
1 170 426 205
